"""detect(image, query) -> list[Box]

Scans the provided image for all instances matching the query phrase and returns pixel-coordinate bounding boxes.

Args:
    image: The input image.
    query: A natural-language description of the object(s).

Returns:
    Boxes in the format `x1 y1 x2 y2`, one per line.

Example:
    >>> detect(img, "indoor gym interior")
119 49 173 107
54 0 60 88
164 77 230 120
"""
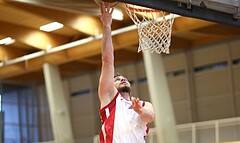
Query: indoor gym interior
0 0 240 143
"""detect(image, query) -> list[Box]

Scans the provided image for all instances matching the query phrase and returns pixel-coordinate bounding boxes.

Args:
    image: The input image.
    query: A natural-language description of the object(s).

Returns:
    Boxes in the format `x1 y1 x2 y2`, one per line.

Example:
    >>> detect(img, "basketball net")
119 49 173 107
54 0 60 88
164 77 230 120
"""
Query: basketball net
125 4 175 54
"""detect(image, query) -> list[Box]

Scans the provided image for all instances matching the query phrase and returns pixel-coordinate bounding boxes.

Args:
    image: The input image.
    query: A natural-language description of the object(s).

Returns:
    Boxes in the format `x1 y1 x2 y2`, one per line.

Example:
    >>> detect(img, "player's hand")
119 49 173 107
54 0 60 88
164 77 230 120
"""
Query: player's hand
131 96 143 115
99 2 114 27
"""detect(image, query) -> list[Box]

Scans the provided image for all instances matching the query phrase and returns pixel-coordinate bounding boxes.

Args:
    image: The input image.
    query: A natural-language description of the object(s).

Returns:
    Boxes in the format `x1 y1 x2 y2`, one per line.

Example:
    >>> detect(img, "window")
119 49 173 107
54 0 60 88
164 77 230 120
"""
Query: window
233 59 240 65
71 89 91 97
167 70 186 78
1 85 39 142
194 61 228 72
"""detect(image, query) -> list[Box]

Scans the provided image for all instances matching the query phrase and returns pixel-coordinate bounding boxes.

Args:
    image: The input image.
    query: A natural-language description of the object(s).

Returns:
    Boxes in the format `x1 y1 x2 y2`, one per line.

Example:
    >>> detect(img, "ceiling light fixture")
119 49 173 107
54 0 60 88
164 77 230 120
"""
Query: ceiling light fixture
0 37 15 45
40 22 64 32
112 8 123 20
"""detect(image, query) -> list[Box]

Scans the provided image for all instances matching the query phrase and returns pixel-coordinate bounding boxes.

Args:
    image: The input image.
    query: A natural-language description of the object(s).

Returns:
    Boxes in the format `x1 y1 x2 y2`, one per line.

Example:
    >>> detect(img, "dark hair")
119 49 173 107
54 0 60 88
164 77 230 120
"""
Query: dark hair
114 73 134 85
114 73 122 78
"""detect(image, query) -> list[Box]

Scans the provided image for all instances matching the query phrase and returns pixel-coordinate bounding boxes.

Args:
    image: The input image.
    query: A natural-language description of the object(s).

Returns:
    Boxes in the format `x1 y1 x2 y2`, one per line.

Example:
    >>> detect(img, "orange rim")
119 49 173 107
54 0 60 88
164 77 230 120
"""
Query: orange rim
125 4 159 12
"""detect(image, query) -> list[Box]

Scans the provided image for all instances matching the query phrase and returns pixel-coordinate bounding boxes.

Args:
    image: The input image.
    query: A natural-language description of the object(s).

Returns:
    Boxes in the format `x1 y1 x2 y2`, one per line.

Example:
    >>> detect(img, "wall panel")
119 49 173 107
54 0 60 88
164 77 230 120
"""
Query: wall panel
192 43 228 67
194 69 231 97
230 40 240 60
163 53 186 72
196 94 234 121
168 75 190 123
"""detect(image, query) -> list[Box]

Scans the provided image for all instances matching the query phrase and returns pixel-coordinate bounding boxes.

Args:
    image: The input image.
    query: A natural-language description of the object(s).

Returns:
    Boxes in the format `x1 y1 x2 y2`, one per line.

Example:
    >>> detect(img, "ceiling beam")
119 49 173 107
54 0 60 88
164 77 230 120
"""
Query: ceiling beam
0 2 54 28
8 71 44 83
114 50 142 64
44 51 69 64
0 45 29 61
172 17 217 33
0 29 138 80
123 45 139 52
60 61 98 77
170 36 192 51
5 1 102 36
0 62 25 78
78 59 101 65
192 35 234 47
0 16 235 81
0 20 70 50
194 24 240 36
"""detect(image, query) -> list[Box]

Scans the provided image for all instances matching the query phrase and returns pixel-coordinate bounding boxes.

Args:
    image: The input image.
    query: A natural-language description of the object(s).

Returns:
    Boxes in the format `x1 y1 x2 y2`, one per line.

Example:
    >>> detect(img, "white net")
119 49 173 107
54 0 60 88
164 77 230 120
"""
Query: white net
125 4 175 54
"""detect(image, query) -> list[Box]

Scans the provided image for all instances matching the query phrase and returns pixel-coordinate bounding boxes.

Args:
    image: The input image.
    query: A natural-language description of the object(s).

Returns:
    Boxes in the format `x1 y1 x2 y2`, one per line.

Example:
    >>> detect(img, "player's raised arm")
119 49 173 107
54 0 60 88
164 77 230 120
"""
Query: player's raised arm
98 3 117 108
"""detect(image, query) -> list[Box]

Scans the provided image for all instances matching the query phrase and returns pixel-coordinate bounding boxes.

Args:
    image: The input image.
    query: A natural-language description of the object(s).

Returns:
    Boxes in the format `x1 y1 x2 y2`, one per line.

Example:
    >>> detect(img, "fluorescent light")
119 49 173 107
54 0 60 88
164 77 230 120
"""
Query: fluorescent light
40 22 64 32
0 37 15 45
112 8 123 20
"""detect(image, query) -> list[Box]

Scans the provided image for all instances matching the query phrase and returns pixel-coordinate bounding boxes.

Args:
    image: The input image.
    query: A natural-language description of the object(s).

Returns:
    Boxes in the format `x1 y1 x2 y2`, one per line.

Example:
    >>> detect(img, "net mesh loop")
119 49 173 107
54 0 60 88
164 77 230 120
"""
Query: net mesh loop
125 4 175 54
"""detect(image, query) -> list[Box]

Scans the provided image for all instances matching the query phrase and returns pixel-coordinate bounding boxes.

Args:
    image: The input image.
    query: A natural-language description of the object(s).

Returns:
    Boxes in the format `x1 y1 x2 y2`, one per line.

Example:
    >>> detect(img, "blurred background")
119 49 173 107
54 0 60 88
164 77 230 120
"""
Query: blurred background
0 0 239 143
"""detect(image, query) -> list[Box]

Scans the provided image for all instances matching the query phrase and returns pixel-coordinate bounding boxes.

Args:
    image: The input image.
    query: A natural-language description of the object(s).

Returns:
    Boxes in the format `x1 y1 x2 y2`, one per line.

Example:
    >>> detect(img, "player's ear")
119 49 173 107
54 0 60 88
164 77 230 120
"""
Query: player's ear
129 80 134 85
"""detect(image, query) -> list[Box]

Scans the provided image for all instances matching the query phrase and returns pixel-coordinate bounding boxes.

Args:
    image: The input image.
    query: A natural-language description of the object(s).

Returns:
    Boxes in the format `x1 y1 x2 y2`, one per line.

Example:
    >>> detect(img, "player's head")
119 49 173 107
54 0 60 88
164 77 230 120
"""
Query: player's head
114 73 131 94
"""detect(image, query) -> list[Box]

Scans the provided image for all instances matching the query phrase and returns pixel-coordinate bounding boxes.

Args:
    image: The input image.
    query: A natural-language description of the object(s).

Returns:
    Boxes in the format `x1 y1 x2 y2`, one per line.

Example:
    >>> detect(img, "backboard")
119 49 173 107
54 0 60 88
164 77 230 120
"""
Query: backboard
116 0 240 27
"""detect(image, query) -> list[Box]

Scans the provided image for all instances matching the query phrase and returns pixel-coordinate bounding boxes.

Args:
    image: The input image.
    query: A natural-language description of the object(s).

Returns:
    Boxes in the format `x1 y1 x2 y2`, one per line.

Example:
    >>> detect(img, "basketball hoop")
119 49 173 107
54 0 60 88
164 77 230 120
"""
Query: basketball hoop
124 4 175 54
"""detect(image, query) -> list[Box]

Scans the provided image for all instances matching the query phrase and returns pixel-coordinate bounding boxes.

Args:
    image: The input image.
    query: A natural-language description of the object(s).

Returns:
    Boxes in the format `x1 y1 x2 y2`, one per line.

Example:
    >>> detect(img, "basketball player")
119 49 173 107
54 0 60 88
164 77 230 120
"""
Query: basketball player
98 3 155 143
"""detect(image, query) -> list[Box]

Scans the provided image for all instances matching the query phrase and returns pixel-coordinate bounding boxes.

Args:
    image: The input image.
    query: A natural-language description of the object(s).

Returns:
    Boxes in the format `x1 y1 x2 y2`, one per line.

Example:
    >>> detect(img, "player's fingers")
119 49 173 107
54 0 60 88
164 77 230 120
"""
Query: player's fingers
131 97 136 106
133 97 139 105
109 7 114 14
131 96 135 101
106 3 110 12
131 96 134 101
100 3 104 14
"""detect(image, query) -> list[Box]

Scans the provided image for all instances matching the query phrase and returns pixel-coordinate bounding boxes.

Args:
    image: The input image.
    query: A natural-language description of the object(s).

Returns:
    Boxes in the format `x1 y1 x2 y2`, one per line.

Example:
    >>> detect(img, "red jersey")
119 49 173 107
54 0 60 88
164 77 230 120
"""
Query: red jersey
99 92 149 143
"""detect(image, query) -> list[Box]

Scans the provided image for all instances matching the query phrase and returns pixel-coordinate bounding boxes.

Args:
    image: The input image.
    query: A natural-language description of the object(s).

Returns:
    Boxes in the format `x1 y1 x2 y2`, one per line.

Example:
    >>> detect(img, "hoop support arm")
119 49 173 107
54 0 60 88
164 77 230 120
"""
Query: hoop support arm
118 0 240 27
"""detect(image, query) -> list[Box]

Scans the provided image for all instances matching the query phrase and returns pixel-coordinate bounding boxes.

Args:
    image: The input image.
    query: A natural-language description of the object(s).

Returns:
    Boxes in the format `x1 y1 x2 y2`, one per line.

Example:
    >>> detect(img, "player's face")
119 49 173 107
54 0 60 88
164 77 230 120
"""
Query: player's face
114 76 131 93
